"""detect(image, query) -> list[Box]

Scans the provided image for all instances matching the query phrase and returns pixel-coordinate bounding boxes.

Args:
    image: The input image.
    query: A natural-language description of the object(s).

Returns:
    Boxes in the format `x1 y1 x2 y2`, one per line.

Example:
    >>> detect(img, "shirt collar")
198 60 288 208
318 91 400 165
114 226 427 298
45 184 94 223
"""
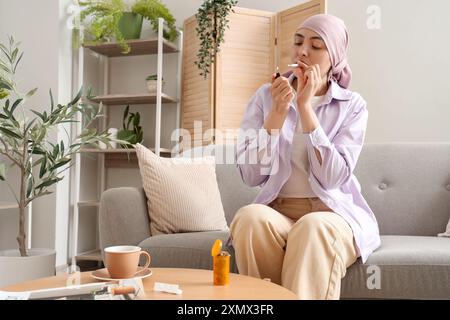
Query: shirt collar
287 72 352 108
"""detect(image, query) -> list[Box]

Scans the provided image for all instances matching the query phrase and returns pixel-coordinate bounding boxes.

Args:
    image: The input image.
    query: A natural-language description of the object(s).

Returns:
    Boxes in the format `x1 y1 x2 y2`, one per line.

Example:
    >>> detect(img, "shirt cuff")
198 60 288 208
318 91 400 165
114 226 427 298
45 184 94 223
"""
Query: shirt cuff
304 125 331 148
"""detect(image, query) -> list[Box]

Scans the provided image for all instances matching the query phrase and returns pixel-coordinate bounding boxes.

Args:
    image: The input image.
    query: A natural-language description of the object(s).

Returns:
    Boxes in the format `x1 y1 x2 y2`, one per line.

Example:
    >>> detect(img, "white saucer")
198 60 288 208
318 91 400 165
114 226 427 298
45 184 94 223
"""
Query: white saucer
90 267 152 281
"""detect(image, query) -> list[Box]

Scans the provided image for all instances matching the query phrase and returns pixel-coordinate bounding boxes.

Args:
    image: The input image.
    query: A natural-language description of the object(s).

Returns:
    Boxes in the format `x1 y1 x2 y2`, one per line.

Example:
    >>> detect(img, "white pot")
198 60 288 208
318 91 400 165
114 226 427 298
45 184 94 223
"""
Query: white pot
99 128 119 149
146 79 165 93
0 248 56 287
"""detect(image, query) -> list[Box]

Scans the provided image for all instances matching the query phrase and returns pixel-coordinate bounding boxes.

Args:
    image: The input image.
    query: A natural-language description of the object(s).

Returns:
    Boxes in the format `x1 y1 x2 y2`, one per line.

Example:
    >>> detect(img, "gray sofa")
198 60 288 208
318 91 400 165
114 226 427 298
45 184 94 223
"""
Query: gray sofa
99 143 450 299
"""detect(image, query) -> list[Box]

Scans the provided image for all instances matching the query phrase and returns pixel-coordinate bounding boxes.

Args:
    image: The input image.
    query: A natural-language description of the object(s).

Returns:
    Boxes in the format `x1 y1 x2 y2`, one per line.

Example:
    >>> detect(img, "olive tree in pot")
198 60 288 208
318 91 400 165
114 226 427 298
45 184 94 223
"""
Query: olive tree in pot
0 37 117 286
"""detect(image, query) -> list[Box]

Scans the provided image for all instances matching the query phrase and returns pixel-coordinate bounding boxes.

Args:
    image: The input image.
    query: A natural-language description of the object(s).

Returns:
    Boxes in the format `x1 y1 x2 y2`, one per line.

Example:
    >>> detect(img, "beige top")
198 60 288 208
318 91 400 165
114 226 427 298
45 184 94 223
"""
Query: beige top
278 87 325 198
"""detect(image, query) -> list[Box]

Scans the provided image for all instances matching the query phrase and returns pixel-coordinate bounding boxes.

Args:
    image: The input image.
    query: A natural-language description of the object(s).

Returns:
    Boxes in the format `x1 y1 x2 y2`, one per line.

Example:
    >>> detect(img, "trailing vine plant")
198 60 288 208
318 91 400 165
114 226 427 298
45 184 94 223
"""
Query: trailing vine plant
194 0 238 79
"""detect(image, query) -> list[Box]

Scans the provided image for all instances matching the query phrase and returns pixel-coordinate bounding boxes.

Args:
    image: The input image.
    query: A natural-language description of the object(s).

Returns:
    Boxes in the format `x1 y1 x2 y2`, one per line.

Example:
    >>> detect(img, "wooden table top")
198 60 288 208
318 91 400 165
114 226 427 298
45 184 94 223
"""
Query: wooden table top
1 267 298 300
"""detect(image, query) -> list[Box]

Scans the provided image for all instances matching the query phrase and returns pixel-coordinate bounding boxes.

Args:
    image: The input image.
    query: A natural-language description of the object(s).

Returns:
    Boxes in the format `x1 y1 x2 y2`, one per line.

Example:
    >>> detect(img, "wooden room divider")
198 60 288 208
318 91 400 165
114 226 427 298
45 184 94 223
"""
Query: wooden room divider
180 0 326 150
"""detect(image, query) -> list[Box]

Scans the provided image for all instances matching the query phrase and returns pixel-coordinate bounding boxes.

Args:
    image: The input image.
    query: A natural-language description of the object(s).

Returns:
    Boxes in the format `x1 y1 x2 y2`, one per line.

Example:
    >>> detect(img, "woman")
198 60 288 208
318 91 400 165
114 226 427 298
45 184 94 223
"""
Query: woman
230 14 381 300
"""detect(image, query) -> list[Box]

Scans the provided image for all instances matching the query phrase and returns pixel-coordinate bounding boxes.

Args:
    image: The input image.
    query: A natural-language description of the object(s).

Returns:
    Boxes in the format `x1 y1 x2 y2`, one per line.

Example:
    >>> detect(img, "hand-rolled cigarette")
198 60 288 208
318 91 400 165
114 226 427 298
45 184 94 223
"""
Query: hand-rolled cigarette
288 64 299 68
110 286 136 295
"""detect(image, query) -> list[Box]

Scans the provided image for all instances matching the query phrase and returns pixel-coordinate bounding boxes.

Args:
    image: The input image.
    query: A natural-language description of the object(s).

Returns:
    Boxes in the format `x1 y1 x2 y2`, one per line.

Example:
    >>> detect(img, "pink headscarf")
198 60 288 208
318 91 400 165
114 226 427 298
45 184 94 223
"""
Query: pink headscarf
299 14 352 89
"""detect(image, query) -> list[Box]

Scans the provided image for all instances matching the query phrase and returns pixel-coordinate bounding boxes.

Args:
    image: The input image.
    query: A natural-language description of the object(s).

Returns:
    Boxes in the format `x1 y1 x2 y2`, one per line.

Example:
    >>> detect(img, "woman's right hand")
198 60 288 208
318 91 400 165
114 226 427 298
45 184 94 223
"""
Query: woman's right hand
270 74 294 115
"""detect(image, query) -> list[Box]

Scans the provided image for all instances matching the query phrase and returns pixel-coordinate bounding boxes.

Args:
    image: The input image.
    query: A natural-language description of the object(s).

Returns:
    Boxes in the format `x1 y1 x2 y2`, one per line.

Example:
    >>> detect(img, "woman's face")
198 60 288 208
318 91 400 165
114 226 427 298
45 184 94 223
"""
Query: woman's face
291 28 332 80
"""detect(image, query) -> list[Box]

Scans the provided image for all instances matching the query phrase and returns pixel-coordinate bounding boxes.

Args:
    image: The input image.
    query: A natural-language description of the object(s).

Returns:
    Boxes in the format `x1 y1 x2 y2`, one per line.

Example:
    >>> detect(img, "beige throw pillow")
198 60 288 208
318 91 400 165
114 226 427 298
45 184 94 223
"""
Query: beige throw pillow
135 144 229 235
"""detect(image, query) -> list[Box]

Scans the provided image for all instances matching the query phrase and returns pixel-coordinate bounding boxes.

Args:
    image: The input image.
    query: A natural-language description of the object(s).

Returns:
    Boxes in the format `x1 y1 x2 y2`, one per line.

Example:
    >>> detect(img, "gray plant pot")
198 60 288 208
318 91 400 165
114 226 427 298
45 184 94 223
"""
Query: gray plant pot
0 248 56 287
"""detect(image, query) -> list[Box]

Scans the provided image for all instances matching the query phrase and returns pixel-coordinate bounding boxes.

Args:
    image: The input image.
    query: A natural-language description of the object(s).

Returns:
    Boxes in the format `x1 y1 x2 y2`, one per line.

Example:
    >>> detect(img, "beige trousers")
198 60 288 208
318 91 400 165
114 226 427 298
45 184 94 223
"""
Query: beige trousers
230 197 357 300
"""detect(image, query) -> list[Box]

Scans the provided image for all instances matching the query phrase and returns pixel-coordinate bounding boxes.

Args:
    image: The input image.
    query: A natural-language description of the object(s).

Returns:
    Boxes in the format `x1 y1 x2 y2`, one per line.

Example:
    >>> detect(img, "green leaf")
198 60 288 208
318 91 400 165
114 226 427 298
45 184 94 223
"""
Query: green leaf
25 118 37 133
26 175 34 198
0 61 11 73
31 147 46 155
13 52 23 73
31 109 45 121
70 87 83 106
133 112 140 127
0 127 21 139
26 88 38 98
51 158 71 171
117 129 135 142
10 98 23 115
0 81 13 91
11 48 18 64
36 177 61 190
39 156 47 179
49 89 54 112
126 112 134 131
123 105 129 130
52 143 60 159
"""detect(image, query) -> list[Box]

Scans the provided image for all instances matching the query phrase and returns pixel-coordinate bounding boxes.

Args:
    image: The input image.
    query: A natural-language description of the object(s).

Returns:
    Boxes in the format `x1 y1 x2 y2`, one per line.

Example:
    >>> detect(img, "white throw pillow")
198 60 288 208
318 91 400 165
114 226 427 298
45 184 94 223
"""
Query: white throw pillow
135 144 229 235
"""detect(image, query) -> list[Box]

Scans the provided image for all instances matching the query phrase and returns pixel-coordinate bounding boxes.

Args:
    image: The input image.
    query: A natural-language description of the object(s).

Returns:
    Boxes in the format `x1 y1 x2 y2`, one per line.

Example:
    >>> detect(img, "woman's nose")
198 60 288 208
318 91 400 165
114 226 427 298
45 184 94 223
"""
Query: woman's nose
296 46 308 58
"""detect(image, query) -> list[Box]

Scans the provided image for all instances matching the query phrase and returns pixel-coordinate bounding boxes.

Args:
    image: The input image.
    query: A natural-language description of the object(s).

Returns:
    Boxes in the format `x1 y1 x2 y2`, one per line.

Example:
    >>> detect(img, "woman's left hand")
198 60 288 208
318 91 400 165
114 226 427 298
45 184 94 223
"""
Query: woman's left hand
294 62 326 107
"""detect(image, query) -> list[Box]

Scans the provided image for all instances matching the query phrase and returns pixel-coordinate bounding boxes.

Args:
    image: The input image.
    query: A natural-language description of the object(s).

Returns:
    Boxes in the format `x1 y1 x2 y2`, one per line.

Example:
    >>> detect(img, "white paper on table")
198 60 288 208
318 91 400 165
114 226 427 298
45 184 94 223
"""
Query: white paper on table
153 282 183 295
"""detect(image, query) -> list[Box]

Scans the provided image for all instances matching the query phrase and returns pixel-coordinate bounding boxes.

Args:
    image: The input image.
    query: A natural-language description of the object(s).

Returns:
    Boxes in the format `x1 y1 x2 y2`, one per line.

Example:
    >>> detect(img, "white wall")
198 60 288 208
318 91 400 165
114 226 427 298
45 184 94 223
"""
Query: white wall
0 0 73 268
328 0 450 142
162 0 450 143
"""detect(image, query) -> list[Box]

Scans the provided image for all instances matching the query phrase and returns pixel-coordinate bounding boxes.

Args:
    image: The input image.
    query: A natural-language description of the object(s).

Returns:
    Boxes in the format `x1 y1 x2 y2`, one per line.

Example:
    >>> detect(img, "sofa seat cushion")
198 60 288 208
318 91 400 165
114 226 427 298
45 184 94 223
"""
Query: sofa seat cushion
341 235 450 299
138 231 237 272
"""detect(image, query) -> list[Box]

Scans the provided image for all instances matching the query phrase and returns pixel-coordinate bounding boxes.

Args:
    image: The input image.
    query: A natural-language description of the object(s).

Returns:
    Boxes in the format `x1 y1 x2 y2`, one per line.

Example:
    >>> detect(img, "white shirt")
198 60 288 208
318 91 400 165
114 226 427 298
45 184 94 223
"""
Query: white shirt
278 79 325 198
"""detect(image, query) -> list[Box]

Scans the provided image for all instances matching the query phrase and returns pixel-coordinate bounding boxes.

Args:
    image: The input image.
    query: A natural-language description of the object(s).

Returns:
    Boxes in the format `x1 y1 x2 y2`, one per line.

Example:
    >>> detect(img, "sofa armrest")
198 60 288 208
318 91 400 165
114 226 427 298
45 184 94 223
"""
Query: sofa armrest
99 187 151 250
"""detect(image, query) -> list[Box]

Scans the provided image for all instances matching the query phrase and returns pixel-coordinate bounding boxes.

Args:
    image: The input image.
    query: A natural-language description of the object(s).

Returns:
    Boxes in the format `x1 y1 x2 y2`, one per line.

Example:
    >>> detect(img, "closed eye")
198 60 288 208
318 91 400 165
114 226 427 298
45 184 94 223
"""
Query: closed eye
295 42 321 50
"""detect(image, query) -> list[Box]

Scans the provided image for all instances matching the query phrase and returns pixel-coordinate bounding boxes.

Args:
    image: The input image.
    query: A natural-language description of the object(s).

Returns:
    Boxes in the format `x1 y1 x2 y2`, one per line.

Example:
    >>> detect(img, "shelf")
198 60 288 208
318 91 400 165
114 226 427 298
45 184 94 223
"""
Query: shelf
80 147 172 168
80 148 136 153
0 202 18 210
83 38 179 57
77 201 100 208
80 147 172 154
89 93 178 105
75 249 103 262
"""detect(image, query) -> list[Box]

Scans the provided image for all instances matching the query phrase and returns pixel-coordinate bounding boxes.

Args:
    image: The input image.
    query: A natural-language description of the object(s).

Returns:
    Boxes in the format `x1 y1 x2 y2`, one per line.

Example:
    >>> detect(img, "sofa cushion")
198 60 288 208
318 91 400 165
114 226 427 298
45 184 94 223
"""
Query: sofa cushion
341 236 450 299
135 143 229 235
138 231 237 273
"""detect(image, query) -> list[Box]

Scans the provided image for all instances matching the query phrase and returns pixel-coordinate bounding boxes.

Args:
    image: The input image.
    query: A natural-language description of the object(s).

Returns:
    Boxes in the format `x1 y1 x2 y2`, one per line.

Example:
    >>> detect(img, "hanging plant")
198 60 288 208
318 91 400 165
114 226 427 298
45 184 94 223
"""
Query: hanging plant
194 0 238 79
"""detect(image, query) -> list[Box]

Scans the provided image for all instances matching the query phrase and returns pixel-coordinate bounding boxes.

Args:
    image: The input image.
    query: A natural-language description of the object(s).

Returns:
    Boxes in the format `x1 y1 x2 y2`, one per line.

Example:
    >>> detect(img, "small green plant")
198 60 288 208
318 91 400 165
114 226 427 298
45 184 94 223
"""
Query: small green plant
146 74 163 81
0 36 118 257
195 0 238 79
77 0 178 54
117 105 143 147
132 0 178 42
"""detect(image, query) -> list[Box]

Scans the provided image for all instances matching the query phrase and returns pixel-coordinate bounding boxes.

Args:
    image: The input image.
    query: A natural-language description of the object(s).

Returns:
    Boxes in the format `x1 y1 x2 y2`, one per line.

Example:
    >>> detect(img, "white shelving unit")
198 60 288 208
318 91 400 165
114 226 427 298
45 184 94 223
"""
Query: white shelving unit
69 18 183 265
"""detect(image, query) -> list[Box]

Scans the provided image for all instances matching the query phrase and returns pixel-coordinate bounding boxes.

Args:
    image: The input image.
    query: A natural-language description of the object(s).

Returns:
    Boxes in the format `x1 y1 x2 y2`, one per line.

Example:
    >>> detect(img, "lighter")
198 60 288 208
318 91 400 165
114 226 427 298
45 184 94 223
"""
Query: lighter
274 66 281 79
211 239 230 286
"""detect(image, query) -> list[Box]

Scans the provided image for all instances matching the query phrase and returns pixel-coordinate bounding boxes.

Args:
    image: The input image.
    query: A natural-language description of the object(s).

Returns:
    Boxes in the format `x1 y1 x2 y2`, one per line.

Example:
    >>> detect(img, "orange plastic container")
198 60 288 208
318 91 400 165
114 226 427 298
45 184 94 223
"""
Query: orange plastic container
213 251 230 286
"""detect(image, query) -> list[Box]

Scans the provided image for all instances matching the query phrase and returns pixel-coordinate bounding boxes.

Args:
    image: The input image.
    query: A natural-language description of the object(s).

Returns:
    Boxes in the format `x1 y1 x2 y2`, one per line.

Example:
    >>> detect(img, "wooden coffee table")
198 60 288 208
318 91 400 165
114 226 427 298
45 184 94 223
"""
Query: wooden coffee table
1 267 298 300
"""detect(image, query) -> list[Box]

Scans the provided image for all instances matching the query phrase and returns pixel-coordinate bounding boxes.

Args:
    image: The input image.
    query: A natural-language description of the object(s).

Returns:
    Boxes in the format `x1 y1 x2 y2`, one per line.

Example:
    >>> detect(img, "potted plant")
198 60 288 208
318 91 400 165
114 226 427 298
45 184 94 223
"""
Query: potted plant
117 105 144 148
0 37 118 286
77 0 178 54
194 0 238 79
145 74 165 93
